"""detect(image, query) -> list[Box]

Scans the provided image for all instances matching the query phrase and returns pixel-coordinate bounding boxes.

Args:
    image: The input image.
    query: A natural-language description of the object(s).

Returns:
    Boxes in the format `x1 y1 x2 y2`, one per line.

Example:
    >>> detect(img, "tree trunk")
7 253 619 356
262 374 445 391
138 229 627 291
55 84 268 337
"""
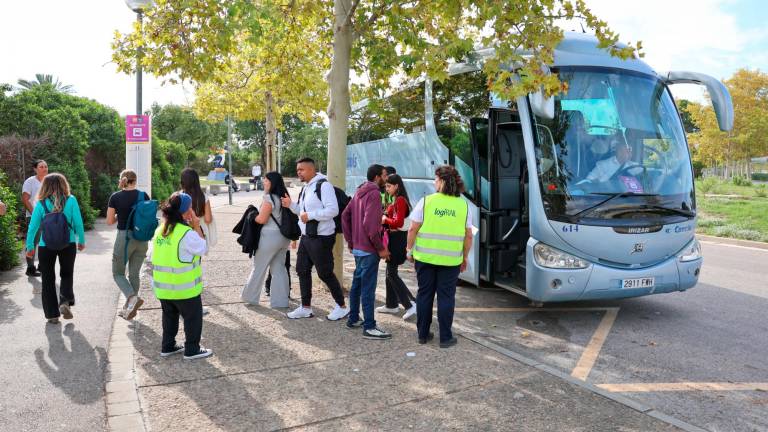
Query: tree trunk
327 0 354 285
265 91 277 171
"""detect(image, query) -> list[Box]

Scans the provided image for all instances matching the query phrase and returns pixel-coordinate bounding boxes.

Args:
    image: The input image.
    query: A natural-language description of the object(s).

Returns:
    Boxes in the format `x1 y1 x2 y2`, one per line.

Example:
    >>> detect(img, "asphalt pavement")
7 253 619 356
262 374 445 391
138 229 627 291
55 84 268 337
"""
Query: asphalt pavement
1 185 765 432
0 220 120 432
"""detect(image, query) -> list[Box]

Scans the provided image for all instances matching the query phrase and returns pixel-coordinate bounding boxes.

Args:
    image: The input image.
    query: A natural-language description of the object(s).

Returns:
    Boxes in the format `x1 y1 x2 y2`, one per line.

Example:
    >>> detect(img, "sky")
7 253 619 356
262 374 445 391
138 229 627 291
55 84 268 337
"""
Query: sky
0 0 766 116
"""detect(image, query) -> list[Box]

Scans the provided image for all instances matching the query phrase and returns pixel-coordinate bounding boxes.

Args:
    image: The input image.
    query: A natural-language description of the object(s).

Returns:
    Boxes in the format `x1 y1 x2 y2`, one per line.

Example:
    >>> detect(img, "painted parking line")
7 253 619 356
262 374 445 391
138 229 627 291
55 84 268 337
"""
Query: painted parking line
571 308 619 381
597 382 768 392
453 306 621 382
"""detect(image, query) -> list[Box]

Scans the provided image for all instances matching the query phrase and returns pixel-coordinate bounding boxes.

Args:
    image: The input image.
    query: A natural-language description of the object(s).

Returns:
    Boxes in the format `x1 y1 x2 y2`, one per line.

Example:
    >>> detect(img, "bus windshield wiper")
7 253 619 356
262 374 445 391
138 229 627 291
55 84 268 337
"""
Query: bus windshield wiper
641 205 695 217
571 192 659 220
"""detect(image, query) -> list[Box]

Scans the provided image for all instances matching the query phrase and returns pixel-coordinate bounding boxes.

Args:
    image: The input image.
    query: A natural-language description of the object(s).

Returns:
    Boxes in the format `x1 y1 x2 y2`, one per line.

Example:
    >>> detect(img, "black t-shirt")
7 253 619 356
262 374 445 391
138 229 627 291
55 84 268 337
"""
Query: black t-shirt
108 189 149 230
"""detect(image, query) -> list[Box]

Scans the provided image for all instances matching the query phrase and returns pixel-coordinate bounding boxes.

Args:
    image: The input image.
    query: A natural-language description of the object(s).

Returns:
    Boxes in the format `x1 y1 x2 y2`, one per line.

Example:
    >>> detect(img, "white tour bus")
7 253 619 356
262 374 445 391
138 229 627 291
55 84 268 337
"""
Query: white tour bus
345 32 733 303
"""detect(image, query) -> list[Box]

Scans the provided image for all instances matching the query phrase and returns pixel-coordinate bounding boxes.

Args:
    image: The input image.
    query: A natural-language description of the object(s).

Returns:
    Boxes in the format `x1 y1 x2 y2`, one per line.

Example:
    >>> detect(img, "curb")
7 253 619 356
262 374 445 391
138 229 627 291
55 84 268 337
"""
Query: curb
105 298 146 432
697 234 768 250
459 332 709 432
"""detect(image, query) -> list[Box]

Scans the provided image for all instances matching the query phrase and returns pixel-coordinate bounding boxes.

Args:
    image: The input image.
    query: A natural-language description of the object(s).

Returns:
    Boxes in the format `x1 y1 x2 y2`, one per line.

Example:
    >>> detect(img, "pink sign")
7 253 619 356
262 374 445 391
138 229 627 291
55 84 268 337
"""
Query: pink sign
125 115 150 143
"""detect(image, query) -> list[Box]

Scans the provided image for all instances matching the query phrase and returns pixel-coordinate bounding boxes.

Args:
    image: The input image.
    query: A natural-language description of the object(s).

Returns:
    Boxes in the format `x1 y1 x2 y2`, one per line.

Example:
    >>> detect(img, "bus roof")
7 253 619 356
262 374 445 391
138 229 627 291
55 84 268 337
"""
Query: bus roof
450 32 656 77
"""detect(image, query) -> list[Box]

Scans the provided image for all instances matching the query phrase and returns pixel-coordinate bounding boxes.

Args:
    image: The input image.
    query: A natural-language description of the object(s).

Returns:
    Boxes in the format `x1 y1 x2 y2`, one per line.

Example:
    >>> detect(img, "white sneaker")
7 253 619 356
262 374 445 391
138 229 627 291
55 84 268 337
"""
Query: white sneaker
326 304 350 321
202 306 210 316
376 305 400 314
403 304 417 321
287 305 314 319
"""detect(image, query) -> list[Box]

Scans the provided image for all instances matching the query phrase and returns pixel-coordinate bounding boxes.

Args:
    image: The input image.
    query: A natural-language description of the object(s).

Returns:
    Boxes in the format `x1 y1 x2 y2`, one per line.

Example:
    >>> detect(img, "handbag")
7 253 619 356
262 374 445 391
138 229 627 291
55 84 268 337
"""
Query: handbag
201 218 218 248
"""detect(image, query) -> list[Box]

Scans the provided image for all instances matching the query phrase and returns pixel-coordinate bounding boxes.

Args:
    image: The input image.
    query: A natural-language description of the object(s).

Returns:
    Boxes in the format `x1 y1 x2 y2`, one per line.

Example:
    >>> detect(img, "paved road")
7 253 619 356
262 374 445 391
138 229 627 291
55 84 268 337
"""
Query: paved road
214 185 768 431
0 221 120 432
448 240 768 432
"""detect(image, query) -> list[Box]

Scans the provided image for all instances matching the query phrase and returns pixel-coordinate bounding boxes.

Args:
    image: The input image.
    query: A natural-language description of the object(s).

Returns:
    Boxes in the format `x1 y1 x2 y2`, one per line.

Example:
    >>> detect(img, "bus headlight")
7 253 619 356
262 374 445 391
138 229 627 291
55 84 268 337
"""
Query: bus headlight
533 242 589 269
679 239 702 262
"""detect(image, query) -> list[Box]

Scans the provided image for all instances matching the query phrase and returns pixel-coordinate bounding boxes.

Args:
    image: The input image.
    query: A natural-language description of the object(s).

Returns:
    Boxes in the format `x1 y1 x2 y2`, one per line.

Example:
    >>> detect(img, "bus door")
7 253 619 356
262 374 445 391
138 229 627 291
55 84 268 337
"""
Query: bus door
486 109 528 287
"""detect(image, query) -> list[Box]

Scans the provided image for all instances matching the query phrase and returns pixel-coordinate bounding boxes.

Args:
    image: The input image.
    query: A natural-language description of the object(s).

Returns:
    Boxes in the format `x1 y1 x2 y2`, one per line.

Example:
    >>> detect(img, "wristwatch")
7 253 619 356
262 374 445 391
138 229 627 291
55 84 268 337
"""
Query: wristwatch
406 249 413 257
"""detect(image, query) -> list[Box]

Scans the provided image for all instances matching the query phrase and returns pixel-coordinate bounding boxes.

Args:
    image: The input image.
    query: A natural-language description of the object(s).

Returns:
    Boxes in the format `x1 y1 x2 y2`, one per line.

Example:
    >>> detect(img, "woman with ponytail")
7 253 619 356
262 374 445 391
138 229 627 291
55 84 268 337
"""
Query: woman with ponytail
406 165 473 348
106 169 150 320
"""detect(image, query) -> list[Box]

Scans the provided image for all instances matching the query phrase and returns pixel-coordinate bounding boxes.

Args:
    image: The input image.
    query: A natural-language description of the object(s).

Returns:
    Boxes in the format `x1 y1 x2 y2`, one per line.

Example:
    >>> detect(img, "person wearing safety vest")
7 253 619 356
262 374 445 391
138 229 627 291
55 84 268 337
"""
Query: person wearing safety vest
407 165 473 348
152 192 212 360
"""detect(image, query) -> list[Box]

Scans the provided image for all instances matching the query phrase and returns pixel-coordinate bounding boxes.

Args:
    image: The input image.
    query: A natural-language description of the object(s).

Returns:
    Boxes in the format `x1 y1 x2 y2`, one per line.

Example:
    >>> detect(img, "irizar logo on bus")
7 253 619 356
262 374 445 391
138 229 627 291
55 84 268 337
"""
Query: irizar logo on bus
434 208 457 218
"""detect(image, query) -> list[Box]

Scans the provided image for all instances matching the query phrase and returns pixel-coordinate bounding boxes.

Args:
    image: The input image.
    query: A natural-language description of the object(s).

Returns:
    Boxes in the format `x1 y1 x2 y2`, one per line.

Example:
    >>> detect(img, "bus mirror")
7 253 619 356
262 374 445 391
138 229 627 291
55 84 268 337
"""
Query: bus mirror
530 90 555 120
663 71 734 132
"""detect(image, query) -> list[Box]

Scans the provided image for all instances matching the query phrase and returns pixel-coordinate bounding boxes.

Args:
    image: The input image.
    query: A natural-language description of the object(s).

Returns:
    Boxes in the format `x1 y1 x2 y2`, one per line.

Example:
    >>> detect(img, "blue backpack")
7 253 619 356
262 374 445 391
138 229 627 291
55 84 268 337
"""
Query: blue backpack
126 190 158 242
41 197 72 251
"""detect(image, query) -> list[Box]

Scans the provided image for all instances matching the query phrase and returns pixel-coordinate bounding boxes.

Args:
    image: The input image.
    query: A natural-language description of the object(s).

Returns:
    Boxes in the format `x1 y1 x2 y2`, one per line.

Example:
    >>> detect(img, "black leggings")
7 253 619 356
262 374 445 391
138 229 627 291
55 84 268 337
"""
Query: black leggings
38 244 77 319
385 260 415 309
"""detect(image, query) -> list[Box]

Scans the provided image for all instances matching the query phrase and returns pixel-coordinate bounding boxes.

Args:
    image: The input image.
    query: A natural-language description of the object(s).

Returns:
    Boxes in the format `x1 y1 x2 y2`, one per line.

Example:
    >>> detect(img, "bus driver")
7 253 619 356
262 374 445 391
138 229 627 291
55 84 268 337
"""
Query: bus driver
578 139 641 185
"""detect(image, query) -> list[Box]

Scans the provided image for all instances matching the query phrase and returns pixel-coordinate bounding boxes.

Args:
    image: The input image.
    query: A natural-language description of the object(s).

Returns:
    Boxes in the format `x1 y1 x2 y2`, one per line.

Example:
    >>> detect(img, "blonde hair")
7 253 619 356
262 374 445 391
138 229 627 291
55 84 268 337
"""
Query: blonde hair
118 169 138 189
37 173 71 212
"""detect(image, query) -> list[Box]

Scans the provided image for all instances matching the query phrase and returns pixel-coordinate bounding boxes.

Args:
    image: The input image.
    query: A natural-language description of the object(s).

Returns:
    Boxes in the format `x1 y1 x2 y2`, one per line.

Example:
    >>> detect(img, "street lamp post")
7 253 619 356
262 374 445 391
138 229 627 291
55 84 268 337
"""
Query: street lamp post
124 0 154 194
124 0 154 116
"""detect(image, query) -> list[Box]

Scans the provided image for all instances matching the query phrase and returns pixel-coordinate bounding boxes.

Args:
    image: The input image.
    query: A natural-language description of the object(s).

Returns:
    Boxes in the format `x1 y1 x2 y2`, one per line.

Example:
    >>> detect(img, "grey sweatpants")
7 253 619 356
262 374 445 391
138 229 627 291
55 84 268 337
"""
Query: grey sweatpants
242 228 290 307
113 230 149 299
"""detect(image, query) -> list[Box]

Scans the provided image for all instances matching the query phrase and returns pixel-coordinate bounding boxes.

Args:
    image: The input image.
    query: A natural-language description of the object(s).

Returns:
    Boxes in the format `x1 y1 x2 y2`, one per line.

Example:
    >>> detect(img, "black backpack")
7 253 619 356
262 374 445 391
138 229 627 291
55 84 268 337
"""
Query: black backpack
268 196 301 240
41 197 72 251
314 179 350 234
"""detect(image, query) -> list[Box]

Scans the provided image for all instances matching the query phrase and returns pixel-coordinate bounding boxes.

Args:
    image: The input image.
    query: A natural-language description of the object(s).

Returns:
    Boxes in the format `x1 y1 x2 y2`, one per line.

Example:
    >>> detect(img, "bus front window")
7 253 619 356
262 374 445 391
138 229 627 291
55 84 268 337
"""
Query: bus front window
533 67 695 224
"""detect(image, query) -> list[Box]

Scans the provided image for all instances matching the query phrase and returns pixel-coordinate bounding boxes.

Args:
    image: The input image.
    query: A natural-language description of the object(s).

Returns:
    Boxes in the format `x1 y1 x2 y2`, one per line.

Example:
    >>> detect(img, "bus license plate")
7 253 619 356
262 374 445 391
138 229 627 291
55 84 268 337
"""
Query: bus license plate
622 277 654 289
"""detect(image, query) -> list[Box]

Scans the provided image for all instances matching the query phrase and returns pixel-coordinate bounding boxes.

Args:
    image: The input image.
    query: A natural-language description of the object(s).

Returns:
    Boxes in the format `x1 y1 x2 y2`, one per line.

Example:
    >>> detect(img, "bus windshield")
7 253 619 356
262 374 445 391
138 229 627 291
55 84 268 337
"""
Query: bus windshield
533 67 695 224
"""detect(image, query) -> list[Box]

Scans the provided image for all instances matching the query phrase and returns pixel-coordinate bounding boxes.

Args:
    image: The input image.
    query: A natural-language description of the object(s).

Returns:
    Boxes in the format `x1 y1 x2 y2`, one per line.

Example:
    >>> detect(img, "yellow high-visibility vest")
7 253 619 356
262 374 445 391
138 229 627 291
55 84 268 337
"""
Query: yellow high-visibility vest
152 224 203 300
413 193 467 266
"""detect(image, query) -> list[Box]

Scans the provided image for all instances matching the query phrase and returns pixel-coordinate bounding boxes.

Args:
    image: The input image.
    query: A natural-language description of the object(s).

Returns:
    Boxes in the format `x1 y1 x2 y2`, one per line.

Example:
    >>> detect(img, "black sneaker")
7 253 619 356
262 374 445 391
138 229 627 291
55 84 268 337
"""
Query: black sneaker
183 347 213 360
26 267 41 277
363 327 392 340
160 344 185 357
418 332 435 345
440 337 458 348
346 319 363 329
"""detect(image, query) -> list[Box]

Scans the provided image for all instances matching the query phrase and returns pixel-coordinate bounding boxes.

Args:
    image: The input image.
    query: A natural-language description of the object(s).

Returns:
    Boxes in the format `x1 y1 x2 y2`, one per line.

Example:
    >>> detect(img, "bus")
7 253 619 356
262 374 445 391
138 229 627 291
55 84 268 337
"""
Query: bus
345 32 734 304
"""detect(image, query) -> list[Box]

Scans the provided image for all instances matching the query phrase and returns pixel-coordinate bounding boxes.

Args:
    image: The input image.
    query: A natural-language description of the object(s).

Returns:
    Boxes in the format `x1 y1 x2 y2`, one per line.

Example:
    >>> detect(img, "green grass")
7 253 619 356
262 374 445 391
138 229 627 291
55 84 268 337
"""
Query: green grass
693 178 768 242
697 196 768 242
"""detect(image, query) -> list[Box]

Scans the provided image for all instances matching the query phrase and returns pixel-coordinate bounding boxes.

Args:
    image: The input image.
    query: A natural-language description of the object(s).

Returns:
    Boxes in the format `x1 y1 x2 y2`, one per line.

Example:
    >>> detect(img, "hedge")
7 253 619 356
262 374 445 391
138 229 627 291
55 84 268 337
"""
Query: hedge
0 171 22 271
752 173 768 182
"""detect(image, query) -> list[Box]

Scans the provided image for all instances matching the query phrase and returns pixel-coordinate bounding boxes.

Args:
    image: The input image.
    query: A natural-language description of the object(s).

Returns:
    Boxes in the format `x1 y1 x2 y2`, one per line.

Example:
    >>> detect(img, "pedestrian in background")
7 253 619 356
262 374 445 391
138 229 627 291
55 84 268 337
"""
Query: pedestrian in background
242 171 291 308
407 165 473 348
22 159 48 276
0 198 6 216
106 169 149 320
342 164 392 339
281 157 349 321
25 173 85 324
379 174 417 320
152 192 212 360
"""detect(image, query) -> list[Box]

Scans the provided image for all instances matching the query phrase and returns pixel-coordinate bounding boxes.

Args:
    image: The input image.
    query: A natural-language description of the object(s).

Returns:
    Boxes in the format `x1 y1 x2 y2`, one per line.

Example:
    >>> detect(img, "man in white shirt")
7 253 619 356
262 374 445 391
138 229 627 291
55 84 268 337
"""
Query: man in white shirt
22 159 48 276
281 157 349 321
580 141 640 184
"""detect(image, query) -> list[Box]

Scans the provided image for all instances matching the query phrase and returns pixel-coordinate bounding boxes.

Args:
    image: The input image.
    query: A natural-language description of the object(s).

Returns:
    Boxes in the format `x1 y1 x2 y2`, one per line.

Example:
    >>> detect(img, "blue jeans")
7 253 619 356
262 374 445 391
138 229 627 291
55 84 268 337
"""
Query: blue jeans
347 253 380 330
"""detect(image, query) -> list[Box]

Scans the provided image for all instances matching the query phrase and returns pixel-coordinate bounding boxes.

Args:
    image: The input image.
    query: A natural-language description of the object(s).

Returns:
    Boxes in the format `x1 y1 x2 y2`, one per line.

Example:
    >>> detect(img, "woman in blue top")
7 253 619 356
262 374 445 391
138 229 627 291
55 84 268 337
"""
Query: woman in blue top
25 173 86 324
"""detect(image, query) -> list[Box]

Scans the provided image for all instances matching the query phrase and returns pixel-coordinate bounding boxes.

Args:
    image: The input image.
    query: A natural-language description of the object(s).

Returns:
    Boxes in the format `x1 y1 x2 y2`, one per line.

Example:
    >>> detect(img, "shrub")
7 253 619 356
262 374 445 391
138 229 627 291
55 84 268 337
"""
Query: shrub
0 170 22 271
713 225 767 242
91 173 116 216
151 138 187 202
732 176 753 187
751 173 768 182
698 177 718 194
755 185 768 198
